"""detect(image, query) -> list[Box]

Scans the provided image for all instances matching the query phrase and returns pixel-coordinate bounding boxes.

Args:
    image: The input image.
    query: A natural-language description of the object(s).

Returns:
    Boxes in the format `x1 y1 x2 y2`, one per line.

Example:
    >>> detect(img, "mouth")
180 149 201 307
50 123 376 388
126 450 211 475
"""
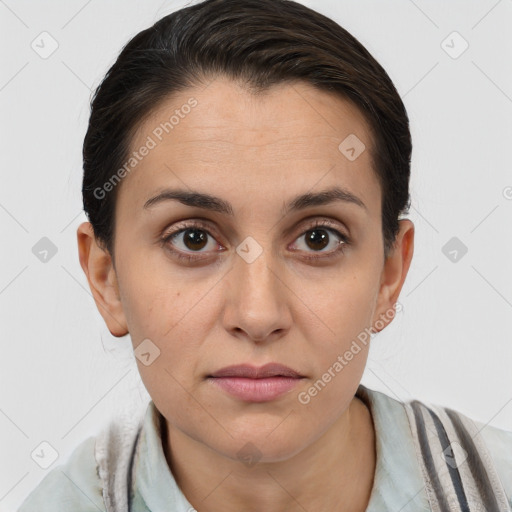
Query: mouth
208 362 304 379
207 363 305 402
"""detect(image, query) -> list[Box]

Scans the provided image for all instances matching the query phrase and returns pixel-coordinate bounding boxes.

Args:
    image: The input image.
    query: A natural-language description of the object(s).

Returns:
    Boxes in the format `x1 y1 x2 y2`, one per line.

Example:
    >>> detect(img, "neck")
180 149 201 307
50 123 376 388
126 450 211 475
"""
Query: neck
162 396 376 512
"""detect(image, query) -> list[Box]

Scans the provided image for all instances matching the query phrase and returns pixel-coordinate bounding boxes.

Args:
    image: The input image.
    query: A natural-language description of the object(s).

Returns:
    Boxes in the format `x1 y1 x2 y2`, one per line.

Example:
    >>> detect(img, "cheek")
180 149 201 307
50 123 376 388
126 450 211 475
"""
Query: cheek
124 279 216 419
117 261 223 388
293 278 375 418
300 270 378 347
294 273 377 408
117 247 211 339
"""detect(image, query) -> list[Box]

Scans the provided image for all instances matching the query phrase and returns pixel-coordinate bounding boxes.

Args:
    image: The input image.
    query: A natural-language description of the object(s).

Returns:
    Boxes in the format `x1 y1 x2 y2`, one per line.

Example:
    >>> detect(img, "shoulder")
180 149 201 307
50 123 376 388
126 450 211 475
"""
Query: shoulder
359 385 512 509
475 420 512 506
18 435 106 512
408 396 512 509
18 403 148 512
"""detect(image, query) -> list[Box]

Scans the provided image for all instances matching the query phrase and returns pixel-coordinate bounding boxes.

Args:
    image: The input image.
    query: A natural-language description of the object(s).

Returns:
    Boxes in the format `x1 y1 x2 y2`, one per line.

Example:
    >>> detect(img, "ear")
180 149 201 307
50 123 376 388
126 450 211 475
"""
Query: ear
76 222 128 337
371 219 414 332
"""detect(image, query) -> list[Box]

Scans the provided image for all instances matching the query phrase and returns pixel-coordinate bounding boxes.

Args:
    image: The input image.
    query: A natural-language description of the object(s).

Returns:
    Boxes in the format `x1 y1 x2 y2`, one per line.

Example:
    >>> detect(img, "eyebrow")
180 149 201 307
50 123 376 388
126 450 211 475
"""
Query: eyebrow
143 186 367 215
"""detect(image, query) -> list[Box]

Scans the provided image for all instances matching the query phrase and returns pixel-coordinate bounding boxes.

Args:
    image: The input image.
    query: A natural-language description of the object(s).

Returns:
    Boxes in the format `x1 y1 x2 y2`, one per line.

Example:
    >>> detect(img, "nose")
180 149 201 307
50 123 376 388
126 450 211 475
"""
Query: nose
222 244 291 344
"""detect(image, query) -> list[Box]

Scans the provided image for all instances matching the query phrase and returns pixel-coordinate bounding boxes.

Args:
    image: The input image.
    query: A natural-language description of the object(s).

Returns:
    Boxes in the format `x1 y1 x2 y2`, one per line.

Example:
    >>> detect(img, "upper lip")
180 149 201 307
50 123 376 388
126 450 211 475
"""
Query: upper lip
208 363 304 379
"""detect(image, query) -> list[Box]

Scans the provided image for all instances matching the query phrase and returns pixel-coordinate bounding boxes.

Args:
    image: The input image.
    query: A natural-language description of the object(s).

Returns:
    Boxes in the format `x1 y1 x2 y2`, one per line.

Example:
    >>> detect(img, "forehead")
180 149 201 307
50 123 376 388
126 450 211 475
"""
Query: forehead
116 76 380 218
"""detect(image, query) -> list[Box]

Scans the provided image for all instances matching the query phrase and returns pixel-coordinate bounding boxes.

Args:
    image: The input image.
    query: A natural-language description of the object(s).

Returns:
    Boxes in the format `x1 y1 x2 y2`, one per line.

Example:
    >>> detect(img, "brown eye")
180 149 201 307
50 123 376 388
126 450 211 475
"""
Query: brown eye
181 228 209 251
304 228 330 251
289 218 351 262
162 224 219 256
293 226 347 255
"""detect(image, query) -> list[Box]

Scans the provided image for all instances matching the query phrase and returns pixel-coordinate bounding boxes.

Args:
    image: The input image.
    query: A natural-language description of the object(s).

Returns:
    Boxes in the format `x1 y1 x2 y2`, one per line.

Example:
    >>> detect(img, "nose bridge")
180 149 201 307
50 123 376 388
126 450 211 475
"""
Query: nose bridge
235 236 281 303
225 235 288 339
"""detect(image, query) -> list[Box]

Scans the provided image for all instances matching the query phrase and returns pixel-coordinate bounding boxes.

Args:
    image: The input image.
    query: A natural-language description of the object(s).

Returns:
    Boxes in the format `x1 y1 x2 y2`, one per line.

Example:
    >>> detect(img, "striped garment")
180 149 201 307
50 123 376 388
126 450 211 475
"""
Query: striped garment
18 384 512 511
404 398 510 511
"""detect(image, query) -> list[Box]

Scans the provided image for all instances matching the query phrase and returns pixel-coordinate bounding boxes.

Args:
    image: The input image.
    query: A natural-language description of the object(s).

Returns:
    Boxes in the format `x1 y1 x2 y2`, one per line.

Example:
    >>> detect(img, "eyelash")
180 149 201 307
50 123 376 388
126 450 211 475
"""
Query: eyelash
160 219 351 263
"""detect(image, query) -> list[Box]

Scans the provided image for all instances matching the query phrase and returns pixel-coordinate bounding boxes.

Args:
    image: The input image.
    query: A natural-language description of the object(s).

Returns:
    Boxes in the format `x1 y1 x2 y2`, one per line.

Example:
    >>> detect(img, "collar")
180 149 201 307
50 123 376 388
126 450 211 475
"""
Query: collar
131 384 429 511
356 384 429 511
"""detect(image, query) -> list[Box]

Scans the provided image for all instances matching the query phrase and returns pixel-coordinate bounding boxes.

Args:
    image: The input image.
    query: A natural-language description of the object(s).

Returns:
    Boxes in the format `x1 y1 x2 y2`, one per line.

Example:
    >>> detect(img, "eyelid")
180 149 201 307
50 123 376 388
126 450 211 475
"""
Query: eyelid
160 216 350 256
281 214 349 239
162 216 348 240
288 218 350 255
293 217 348 237
161 219 219 242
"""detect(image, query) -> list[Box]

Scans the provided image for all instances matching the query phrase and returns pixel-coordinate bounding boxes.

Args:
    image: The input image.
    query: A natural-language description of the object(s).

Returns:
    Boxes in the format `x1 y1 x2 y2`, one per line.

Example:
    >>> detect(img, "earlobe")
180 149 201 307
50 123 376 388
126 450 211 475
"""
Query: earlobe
76 222 129 338
372 219 414 333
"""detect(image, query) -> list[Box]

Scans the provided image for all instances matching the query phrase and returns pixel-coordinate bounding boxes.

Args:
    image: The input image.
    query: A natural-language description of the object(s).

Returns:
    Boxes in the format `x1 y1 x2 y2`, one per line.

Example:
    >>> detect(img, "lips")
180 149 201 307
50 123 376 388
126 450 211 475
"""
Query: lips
207 363 305 402
208 363 304 379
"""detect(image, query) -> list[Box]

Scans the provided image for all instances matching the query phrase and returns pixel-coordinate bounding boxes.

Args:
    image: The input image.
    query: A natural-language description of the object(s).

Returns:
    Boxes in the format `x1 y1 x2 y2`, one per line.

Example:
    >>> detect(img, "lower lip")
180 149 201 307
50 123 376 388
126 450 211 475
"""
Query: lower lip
208 376 303 402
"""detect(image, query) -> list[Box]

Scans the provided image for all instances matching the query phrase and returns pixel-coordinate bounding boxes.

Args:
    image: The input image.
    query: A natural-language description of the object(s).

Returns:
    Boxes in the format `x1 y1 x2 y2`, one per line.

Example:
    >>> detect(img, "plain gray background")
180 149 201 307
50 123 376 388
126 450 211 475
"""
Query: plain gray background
1 0 511 509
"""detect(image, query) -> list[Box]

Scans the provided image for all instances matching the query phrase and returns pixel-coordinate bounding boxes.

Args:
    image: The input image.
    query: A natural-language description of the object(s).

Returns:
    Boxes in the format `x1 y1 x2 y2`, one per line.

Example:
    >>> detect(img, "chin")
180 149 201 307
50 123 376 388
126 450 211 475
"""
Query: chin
208 427 311 466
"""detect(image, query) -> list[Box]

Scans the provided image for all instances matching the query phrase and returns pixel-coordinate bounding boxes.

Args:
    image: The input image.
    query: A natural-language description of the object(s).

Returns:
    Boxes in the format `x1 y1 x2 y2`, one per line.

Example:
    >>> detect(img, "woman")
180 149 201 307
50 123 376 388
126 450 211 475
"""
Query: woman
18 0 512 510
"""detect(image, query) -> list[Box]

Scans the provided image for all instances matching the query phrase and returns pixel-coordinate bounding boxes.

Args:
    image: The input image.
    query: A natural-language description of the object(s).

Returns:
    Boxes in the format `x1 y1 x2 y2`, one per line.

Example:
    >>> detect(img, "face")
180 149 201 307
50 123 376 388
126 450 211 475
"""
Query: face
78 76 413 463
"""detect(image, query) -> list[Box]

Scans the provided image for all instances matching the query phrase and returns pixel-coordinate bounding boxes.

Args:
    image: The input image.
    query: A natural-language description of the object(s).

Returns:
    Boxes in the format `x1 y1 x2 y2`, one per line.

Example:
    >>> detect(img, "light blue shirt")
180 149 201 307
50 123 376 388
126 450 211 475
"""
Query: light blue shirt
18 384 512 511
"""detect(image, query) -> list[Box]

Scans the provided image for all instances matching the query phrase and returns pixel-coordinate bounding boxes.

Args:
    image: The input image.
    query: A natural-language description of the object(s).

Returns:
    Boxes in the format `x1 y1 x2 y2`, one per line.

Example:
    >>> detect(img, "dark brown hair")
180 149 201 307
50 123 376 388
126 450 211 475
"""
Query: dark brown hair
82 0 411 262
